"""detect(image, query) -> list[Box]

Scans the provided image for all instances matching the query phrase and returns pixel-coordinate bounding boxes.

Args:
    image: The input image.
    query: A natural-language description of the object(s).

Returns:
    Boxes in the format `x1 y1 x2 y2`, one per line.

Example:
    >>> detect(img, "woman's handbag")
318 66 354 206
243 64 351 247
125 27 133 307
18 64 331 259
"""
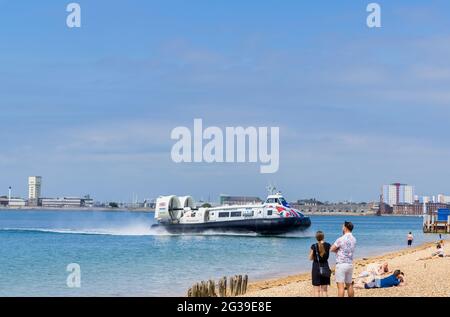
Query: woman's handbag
315 243 332 278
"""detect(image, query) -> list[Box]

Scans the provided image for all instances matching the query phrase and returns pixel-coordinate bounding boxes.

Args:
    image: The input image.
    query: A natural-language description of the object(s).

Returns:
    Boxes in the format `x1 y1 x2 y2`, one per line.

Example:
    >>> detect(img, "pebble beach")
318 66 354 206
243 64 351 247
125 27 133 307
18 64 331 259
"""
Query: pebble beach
244 240 450 297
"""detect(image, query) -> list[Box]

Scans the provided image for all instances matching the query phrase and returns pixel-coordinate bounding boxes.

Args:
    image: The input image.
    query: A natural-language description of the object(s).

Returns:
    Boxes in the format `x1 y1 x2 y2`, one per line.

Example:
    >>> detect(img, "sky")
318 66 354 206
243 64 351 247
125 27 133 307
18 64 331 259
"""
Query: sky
1 0 450 203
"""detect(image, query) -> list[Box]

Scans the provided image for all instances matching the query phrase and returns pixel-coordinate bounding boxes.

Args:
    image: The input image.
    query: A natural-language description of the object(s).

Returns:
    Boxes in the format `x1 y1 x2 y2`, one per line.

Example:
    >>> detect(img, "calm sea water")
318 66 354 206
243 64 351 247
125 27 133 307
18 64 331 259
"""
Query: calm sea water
0 210 441 297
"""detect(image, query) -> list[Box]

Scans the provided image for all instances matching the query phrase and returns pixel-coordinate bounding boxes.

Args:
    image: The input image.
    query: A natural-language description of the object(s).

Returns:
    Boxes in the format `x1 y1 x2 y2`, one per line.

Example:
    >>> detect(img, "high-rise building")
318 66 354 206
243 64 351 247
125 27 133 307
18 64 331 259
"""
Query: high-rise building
404 185 414 204
28 176 42 200
382 183 414 206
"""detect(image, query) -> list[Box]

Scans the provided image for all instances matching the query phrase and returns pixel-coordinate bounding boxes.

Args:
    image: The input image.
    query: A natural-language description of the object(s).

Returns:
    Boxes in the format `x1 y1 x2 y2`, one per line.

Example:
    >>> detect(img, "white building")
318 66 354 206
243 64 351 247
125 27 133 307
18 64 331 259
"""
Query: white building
387 185 397 206
28 176 42 200
404 185 414 204
383 183 414 206
438 194 450 204
41 197 84 208
8 198 26 208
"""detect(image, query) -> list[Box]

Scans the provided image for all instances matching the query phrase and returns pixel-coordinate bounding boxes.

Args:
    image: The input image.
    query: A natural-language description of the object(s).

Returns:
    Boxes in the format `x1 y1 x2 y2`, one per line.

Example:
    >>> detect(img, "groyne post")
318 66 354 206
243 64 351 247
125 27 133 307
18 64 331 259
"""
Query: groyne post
187 275 248 297
218 277 227 297
229 276 235 296
447 215 450 234
208 280 216 297
424 214 430 233
242 275 248 294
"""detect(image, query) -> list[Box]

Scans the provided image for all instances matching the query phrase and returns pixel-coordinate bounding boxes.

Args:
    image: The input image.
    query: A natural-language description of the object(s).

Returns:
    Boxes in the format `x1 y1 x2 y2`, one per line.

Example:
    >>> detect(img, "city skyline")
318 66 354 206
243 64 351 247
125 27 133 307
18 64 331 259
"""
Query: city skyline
2 175 449 207
1 1 450 201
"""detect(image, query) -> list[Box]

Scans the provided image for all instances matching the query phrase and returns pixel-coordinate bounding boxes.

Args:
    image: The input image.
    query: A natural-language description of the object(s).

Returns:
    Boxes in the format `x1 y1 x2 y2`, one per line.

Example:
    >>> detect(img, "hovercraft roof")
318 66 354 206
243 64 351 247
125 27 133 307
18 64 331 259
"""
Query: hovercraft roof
267 192 284 199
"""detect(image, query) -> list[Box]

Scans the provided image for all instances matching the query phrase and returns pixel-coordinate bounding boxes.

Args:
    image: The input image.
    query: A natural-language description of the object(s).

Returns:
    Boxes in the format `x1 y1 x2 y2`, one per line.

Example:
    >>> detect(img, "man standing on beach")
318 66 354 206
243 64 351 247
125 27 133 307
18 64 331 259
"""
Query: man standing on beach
331 221 356 297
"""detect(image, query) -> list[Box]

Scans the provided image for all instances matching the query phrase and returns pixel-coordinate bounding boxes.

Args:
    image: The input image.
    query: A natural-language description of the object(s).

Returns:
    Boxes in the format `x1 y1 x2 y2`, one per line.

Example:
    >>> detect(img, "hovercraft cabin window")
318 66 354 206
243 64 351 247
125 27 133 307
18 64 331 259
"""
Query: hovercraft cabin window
230 211 242 217
219 212 230 218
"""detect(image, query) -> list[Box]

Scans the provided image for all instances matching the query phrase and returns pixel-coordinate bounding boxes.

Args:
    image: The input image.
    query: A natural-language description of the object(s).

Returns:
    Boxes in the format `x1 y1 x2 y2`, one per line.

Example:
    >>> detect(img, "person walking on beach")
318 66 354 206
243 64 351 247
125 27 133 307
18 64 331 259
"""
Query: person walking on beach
331 221 356 297
407 232 414 247
309 231 331 297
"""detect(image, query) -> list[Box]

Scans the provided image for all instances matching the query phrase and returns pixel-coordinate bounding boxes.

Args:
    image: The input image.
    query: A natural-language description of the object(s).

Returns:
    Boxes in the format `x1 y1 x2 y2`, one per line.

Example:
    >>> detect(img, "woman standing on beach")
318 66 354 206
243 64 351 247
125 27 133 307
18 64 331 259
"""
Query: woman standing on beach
309 231 331 297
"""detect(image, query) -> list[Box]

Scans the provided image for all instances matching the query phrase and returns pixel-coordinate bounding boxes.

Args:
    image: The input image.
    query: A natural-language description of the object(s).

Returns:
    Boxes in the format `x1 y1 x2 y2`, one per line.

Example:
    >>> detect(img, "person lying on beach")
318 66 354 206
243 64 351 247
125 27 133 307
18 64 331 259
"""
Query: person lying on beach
417 243 448 260
355 270 405 289
358 262 389 279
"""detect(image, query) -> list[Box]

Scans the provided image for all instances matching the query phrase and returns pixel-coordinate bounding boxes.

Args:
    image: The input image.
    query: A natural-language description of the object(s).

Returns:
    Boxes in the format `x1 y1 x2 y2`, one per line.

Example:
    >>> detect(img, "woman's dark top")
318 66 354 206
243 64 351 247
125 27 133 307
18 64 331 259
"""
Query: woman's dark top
311 242 331 286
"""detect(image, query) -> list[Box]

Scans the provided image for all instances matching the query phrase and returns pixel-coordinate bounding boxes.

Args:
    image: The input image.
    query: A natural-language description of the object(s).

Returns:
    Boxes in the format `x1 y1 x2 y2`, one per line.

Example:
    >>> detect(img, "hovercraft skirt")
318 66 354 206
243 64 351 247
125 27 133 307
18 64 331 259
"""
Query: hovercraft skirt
157 217 311 235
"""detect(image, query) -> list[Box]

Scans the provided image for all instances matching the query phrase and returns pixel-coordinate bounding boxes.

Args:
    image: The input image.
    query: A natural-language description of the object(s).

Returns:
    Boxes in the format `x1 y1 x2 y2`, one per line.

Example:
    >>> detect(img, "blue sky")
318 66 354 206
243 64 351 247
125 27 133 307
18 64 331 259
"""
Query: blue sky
1 0 450 202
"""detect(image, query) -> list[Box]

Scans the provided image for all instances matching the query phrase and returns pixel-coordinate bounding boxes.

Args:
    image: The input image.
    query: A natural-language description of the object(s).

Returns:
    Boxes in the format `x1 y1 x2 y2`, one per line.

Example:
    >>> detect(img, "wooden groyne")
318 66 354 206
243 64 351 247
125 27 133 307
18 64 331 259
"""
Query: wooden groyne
187 275 248 297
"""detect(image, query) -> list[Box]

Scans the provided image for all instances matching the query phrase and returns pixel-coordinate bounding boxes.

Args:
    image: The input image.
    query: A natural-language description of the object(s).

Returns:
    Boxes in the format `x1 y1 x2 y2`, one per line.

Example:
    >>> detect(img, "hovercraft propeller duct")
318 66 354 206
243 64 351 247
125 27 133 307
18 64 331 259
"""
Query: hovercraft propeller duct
155 195 196 223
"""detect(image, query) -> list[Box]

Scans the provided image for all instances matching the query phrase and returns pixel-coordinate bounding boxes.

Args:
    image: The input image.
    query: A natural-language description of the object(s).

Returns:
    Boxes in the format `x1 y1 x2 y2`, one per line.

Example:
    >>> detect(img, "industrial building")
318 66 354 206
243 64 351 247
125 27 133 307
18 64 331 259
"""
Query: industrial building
290 201 377 214
0 197 9 206
393 201 450 216
8 198 26 208
41 196 93 208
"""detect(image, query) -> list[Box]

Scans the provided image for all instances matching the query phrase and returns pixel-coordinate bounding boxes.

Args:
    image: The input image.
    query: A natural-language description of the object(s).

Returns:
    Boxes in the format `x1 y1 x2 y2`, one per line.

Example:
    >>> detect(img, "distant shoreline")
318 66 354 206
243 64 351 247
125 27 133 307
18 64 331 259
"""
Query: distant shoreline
0 207 155 213
0 207 423 217
304 212 379 217
305 212 421 217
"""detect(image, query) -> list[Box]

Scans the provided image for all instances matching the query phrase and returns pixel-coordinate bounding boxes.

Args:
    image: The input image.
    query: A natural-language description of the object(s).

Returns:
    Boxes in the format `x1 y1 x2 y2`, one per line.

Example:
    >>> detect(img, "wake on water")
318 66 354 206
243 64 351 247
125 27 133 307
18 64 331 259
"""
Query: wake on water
0 225 314 239
0 225 168 236
0 209 314 239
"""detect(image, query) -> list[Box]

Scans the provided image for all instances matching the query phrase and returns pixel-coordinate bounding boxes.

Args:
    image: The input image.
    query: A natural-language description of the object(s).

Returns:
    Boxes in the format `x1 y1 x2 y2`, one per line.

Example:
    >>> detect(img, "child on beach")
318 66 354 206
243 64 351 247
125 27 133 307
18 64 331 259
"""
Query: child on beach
309 231 331 297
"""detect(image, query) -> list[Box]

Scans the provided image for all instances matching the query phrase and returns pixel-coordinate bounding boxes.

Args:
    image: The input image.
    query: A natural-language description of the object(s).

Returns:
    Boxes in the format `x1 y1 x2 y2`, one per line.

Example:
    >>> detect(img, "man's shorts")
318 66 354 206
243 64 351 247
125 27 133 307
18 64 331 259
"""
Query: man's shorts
335 263 354 284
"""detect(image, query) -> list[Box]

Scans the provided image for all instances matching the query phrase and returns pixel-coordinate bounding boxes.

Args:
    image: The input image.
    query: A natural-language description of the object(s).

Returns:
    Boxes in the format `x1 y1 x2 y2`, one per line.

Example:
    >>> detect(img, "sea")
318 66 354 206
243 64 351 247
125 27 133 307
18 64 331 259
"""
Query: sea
0 209 441 297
